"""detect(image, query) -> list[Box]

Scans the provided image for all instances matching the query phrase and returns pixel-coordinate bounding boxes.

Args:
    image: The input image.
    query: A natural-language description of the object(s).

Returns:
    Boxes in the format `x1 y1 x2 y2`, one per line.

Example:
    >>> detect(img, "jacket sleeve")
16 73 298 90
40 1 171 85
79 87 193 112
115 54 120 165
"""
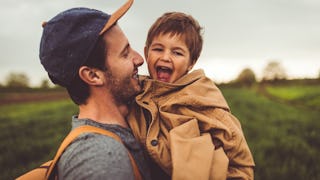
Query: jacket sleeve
222 112 255 179
163 105 255 180
201 108 255 179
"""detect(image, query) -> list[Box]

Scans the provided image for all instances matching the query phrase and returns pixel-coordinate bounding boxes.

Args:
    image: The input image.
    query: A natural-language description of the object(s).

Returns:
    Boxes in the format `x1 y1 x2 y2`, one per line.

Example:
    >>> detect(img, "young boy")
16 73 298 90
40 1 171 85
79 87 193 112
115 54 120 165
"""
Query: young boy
128 12 255 180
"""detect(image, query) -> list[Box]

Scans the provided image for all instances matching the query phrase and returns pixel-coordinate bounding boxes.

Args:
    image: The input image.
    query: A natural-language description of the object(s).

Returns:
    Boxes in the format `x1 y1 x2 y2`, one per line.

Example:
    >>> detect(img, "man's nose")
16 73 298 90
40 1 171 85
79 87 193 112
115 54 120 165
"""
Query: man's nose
133 50 144 67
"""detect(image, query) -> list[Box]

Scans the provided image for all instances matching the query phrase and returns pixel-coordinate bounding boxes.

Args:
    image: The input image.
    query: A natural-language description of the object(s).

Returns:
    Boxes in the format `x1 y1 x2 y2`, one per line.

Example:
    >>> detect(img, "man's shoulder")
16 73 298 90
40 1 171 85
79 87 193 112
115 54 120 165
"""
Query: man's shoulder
58 133 134 179
74 132 126 150
63 133 129 160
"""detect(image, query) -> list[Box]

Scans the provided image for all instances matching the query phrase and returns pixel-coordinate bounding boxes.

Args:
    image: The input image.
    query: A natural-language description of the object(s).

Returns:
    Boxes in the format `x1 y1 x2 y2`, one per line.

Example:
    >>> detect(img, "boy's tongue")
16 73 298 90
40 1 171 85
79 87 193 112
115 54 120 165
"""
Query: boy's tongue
157 69 171 82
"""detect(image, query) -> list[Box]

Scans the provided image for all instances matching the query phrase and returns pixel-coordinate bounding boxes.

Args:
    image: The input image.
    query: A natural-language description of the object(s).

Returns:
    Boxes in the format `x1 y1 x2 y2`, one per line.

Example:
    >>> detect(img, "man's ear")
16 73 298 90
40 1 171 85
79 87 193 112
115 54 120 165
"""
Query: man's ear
78 66 104 86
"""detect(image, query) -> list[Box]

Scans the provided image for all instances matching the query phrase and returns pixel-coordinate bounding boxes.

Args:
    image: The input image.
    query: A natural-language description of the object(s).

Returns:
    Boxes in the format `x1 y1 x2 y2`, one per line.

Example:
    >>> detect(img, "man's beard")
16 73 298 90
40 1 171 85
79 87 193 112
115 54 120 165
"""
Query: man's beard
104 70 140 105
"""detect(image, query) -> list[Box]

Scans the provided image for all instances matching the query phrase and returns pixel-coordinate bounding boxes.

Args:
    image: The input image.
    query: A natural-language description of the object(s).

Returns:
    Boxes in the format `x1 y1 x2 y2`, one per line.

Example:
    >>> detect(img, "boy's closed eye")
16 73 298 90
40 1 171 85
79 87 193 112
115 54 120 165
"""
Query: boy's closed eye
173 50 183 56
151 47 163 52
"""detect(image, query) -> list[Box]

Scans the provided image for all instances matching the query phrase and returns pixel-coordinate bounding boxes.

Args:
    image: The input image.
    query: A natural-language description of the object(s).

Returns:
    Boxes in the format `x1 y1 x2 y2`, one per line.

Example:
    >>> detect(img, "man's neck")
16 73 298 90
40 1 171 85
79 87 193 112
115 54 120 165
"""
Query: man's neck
78 95 129 128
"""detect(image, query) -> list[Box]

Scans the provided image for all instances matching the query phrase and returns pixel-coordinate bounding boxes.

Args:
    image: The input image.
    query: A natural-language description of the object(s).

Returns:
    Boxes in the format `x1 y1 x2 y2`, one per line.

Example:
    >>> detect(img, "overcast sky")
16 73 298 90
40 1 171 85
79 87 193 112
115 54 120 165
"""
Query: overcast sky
1 0 320 86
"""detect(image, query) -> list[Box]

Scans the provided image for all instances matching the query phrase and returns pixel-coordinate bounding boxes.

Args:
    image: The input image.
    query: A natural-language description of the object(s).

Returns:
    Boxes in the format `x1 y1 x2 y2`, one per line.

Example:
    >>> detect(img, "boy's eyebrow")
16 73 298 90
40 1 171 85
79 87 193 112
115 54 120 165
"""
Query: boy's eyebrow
173 46 186 51
150 42 187 52
150 42 163 47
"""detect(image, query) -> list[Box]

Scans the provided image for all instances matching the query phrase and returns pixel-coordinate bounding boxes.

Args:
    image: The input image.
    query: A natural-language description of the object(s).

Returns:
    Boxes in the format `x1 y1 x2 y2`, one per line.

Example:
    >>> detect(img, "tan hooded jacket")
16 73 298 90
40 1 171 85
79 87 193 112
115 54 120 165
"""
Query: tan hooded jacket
128 69 255 180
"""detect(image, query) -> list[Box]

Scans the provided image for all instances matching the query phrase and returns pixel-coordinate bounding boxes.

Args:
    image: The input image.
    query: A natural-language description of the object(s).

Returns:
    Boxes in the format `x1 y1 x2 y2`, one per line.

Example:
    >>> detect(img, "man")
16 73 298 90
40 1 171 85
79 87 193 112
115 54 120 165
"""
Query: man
39 0 151 179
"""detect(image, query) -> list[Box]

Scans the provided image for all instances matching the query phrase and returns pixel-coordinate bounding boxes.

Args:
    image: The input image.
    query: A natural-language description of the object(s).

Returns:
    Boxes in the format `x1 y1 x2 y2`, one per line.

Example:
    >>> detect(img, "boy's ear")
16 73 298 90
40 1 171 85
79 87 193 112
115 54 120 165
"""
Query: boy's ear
144 46 148 60
78 66 104 86
187 60 196 71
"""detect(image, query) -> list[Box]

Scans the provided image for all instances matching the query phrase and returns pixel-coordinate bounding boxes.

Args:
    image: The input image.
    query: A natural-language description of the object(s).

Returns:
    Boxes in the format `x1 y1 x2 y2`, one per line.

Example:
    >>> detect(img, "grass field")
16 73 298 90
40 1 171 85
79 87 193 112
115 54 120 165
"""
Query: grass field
0 99 77 179
1 84 319 180
265 84 320 110
221 84 320 180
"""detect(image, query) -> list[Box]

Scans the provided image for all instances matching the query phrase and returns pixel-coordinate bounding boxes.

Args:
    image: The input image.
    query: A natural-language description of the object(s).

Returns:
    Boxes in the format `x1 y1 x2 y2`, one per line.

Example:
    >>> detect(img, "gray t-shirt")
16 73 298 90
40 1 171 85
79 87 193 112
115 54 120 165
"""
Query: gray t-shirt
57 116 151 180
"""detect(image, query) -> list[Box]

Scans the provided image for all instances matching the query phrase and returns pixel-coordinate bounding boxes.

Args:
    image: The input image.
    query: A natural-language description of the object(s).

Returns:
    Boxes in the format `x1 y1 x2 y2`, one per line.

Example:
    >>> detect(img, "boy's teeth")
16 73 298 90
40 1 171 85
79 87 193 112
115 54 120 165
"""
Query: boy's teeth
157 66 172 73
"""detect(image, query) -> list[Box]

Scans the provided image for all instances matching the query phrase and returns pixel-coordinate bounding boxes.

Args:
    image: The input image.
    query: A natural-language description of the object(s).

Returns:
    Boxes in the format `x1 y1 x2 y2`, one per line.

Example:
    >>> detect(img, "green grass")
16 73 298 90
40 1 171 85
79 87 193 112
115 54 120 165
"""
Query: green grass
266 85 320 100
220 86 320 180
0 100 77 179
1 85 320 180
265 85 320 110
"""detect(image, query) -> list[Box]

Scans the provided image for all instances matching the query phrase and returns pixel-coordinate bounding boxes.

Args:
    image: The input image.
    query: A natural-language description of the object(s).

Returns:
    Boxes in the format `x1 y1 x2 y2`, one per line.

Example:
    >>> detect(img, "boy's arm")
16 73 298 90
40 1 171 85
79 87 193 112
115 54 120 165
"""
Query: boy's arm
224 112 255 179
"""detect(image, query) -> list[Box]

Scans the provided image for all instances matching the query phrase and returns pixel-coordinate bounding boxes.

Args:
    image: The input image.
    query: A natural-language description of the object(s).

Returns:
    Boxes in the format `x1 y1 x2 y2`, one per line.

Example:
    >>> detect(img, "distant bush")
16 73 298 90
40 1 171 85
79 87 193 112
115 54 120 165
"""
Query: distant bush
262 61 287 81
235 68 256 87
5 72 30 88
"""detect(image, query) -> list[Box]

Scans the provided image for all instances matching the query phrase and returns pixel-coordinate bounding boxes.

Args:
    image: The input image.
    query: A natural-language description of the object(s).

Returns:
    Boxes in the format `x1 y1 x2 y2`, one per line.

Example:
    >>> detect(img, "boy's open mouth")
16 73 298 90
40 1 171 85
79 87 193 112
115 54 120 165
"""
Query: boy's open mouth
156 66 172 82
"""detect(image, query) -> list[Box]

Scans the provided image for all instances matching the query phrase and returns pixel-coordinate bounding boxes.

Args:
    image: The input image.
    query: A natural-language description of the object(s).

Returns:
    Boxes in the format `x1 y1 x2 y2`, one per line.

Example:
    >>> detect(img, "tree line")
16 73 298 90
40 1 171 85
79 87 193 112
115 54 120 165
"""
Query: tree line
1 61 320 88
231 61 320 87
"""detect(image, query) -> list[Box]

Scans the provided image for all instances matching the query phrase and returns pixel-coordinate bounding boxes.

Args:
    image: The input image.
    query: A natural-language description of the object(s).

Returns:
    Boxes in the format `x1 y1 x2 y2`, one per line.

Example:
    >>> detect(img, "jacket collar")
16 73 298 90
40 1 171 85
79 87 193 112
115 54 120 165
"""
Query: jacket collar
138 69 230 111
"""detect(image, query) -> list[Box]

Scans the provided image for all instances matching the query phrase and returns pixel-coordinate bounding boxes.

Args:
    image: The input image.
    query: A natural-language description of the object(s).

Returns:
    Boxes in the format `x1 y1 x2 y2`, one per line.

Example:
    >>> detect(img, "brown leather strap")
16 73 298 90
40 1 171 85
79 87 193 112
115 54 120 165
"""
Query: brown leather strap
46 125 142 180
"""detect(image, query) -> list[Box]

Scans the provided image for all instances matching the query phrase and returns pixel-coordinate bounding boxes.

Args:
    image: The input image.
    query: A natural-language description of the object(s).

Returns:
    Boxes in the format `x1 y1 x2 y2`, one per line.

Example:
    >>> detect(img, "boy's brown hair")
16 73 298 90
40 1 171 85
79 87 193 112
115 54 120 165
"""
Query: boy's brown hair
145 12 203 65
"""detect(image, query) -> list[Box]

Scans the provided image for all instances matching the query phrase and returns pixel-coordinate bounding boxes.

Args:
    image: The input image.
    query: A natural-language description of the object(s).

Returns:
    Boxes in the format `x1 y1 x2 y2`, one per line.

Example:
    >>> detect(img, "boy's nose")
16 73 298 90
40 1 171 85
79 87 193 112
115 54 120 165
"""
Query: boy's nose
160 51 172 62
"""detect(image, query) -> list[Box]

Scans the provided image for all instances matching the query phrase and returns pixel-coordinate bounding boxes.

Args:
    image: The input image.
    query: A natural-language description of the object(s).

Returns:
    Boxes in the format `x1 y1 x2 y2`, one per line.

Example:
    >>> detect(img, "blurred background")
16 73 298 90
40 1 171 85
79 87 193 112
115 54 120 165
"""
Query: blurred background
1 0 319 179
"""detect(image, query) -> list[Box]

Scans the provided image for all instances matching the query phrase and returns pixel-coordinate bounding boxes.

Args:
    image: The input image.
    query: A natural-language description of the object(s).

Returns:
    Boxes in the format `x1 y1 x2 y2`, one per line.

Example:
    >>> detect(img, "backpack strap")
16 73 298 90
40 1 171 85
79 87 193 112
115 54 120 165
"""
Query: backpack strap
46 125 142 180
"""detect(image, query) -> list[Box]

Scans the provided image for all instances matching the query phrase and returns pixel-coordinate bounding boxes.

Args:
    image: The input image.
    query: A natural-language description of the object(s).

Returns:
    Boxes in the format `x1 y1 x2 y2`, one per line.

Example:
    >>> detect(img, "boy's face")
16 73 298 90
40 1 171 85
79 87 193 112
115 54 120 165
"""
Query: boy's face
145 33 194 83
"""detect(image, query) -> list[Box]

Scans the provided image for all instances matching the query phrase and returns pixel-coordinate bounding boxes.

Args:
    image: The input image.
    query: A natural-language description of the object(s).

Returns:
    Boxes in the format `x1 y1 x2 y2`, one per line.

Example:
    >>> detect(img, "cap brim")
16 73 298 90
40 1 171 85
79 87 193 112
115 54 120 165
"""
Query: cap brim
99 0 134 35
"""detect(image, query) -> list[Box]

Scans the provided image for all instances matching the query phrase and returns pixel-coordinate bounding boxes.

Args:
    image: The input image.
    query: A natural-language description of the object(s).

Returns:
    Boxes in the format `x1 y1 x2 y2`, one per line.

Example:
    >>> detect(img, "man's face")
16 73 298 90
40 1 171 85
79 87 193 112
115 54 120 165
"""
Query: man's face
102 25 144 104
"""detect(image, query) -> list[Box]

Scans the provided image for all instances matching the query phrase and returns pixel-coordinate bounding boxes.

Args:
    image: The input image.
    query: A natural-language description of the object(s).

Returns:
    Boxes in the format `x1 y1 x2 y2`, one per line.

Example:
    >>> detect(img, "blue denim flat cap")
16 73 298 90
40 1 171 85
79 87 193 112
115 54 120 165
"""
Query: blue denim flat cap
39 0 133 87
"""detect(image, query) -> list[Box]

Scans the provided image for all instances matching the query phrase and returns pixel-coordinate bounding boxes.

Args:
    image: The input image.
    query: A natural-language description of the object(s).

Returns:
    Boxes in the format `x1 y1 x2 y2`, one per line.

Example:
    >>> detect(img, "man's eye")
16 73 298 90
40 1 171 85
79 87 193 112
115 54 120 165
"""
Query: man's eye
123 53 129 58
123 49 129 58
